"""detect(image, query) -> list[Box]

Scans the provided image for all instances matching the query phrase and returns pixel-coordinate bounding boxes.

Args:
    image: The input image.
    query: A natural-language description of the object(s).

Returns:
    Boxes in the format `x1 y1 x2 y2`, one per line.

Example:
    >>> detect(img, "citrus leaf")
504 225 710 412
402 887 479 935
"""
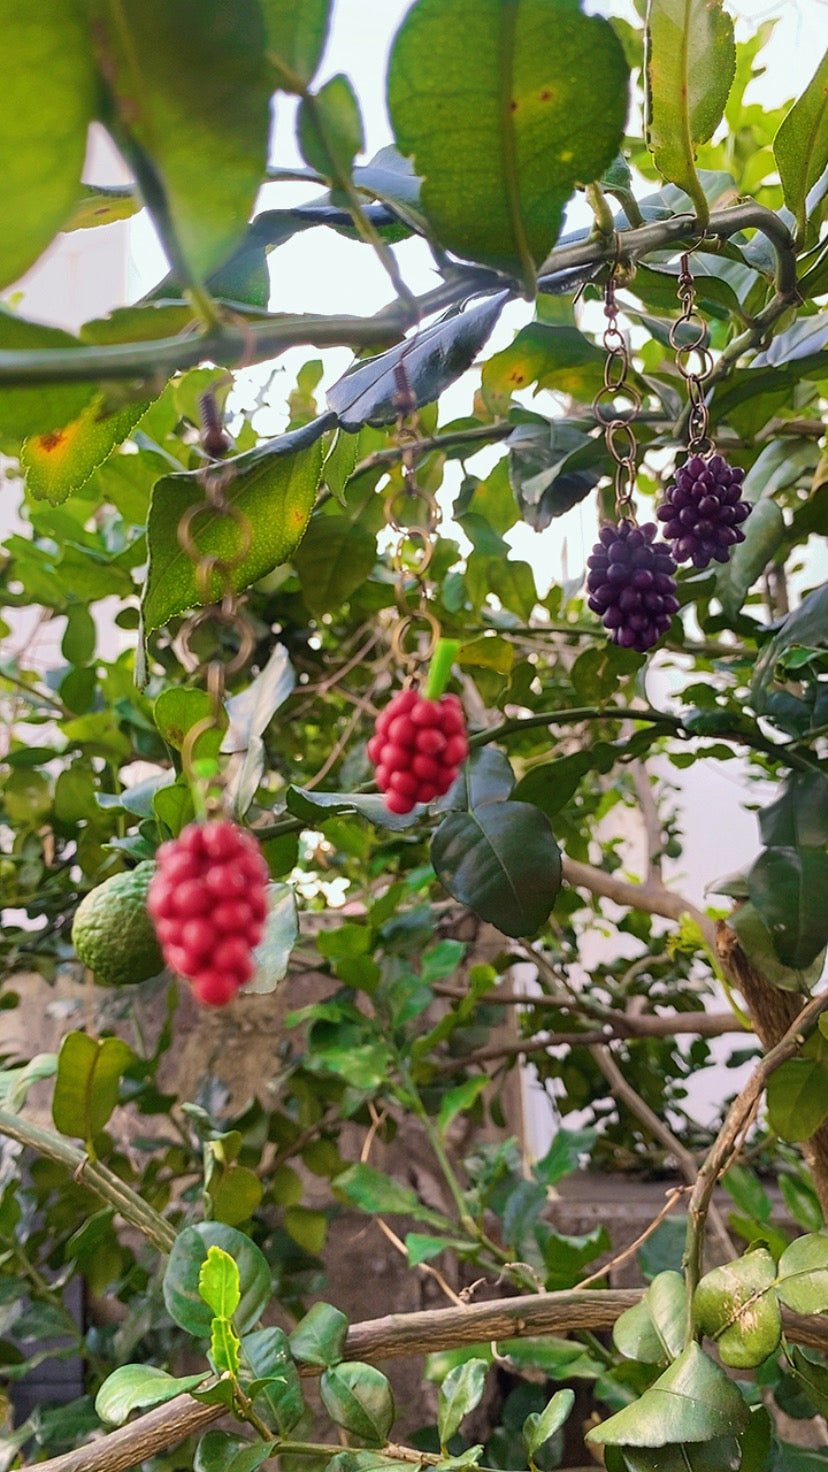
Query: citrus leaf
776 1233 828 1315
766 1058 828 1143
240 1327 304 1434
0 309 96 447
208 1164 264 1227
747 846 828 970
163 1223 271 1337
294 517 377 617
244 884 298 996
387 0 629 292
94 0 272 285
95 1365 207 1427
586 1342 750 1447
759 772 828 851
0 0 96 291
774 47 828 241
194 1431 274 1472
327 294 507 431
729 901 823 996
645 0 736 222
198 1246 241 1320
621 1441 741 1472
142 433 324 635
65 185 141 232
286 786 422 831
437 748 516 812
715 498 785 622
320 1362 395 1446
523 1388 575 1460
211 1316 242 1378
613 1271 686 1364
22 397 150 505
431 800 561 937
52 1033 136 1147
289 1302 349 1368
693 1250 781 1368
261 0 331 90
299 75 364 183
438 1359 487 1447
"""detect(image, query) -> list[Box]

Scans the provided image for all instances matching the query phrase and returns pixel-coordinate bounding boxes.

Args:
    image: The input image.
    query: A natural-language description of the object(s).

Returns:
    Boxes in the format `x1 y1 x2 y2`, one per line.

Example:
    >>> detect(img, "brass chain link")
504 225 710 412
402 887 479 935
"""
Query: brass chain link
385 364 441 680
592 273 641 524
669 252 713 454
176 392 256 800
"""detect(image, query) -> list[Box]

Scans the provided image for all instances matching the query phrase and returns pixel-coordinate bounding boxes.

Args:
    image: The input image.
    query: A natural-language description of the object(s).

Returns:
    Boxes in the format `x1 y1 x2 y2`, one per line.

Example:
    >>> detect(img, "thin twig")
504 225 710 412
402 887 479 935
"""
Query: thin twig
577 1186 689 1289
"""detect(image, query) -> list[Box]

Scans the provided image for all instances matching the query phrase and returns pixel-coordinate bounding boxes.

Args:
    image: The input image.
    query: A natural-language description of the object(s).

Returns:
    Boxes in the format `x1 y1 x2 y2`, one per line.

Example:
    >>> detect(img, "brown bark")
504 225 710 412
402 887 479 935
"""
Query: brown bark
716 922 828 1217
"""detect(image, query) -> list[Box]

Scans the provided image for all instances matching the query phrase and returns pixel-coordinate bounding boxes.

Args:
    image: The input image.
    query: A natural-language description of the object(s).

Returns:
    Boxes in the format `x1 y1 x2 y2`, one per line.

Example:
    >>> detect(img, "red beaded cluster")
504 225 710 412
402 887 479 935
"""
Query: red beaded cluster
148 820 269 1007
367 690 468 814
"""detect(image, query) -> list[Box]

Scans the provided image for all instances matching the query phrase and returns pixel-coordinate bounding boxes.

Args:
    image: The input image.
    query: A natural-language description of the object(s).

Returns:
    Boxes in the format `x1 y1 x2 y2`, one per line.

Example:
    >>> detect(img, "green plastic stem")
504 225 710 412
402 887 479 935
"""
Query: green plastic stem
425 640 460 702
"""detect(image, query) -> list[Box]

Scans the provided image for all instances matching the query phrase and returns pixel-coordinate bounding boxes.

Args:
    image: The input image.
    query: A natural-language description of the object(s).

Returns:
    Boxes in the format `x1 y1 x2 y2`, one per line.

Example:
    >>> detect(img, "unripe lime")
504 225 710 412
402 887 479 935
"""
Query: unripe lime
72 862 164 987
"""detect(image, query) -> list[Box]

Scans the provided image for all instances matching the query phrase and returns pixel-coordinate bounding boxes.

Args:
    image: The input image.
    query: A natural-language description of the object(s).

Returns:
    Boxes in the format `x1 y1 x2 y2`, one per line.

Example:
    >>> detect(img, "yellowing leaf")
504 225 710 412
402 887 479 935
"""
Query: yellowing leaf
22 397 150 505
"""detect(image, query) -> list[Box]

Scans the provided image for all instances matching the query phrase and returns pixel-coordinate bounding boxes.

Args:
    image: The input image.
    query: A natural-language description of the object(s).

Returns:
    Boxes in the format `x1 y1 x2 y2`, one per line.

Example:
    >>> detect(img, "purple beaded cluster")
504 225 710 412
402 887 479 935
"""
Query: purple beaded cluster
586 521 680 654
656 454 750 570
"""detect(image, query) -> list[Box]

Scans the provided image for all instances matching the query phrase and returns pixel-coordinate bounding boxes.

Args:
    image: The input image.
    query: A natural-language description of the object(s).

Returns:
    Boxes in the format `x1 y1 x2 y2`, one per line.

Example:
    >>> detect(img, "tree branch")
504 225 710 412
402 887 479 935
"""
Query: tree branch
561 856 717 951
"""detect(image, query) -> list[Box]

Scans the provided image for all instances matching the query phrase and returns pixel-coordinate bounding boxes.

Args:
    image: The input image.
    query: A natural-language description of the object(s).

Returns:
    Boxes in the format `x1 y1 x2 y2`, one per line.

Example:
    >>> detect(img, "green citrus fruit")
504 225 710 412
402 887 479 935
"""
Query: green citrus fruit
72 861 164 987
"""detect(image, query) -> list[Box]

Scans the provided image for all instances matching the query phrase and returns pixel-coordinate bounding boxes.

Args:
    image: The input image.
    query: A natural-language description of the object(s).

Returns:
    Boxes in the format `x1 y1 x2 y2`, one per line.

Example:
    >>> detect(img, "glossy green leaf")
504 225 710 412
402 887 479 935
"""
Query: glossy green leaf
333 1163 444 1225
766 1058 828 1142
507 420 605 531
198 1245 241 1320
776 1233 828 1314
586 1342 750 1446
320 1362 395 1446
289 1301 349 1368
437 748 515 812
327 294 507 431
22 397 150 505
299 75 364 183
208 1164 264 1227
693 1249 780 1368
431 800 561 937
240 1327 304 1433
211 1315 242 1378
522 1388 574 1462
243 884 298 996
730 901 823 995
163 1223 271 1337
759 772 828 851
438 1359 487 1447
194 1432 273 1472
262 0 331 90
484 326 609 403
286 786 422 831
95 1365 207 1427
143 435 324 634
52 1033 136 1147
621 1441 741 1472
715 499 785 622
388 0 628 291
747 846 828 970
0 0 95 291
752 580 828 715
294 517 377 617
613 1271 686 1364
94 0 271 284
645 0 736 221
774 47 828 240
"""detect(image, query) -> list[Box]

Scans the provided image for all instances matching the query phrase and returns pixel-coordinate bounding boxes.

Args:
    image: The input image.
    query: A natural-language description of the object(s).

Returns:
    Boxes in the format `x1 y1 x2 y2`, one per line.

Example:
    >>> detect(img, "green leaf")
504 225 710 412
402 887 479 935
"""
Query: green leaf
294 518 377 617
507 420 605 531
621 1442 741 1472
211 1315 242 1378
198 1246 241 1320
0 0 95 291
22 397 150 506
752 580 828 715
95 0 271 284
437 1077 488 1137
730 900 824 994
334 1163 443 1224
0 309 96 448
320 1362 395 1446
613 1271 686 1364
95 1365 207 1427
387 0 629 292
484 327 609 404
715 499 785 623
645 0 736 222
437 748 515 812
262 0 331 90
776 1233 828 1314
142 434 324 635
327 294 506 431
52 1033 136 1147
438 1359 488 1447
223 644 295 818
299 76 365 183
64 184 141 233
240 1327 304 1434
194 1431 274 1472
208 1164 264 1227
163 1223 271 1337
585 1342 749 1447
523 1388 575 1460
747 846 828 970
286 786 422 831
759 772 828 851
431 801 561 937
693 1249 781 1368
774 47 828 241
289 1301 349 1368
766 1058 828 1142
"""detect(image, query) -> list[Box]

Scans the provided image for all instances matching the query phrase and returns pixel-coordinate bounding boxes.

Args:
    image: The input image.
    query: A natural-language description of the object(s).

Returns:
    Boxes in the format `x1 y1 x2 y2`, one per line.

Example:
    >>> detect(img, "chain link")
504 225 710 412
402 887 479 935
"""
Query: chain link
176 392 256 801
592 273 641 523
669 252 713 453
384 364 441 680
